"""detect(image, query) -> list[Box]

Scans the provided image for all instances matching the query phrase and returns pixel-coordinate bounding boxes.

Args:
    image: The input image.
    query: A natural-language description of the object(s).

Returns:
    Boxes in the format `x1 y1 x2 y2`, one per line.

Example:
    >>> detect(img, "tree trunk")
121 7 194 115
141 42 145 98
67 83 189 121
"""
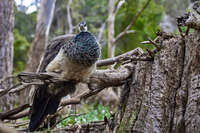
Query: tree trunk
108 0 115 58
0 0 15 111
66 0 73 34
26 0 56 72
115 30 200 132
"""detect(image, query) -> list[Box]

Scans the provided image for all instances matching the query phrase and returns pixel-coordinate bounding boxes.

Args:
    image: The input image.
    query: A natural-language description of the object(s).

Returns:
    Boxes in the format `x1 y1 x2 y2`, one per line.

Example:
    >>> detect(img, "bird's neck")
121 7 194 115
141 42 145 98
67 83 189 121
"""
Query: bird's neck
73 32 96 46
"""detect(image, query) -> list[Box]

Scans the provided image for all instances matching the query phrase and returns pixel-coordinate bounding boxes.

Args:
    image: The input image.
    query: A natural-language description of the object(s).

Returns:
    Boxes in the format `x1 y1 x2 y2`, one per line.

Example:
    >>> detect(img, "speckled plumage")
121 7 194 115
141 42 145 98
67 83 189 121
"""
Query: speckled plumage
29 30 100 132
63 31 100 66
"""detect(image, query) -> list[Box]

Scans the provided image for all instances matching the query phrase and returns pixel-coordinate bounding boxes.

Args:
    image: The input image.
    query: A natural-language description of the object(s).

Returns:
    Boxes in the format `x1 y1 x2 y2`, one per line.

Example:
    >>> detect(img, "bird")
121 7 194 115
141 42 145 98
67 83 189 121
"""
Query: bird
28 21 101 132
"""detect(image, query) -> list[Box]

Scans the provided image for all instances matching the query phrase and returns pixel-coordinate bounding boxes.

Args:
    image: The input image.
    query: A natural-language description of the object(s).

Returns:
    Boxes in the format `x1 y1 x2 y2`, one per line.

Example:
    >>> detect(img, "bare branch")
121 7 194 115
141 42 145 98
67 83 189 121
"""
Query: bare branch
0 75 16 84
113 0 125 14
66 0 73 34
140 40 151 44
97 47 144 67
113 30 135 44
177 25 185 38
0 104 30 120
8 82 44 94
0 83 22 97
6 110 29 120
148 37 161 50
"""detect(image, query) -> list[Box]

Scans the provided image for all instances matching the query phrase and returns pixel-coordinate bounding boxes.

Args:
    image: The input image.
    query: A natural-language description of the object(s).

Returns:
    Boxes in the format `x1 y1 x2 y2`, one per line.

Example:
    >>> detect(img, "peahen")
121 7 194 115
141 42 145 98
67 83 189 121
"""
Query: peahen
29 21 101 132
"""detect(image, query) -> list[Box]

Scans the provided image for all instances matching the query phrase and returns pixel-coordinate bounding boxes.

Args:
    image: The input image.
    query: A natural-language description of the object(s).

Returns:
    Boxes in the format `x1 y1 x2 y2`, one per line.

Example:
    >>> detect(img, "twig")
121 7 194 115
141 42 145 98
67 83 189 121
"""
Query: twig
0 75 16 84
60 88 106 107
185 26 190 35
146 49 154 58
148 37 161 50
0 83 22 97
0 104 30 120
140 40 151 44
177 25 185 38
113 0 125 14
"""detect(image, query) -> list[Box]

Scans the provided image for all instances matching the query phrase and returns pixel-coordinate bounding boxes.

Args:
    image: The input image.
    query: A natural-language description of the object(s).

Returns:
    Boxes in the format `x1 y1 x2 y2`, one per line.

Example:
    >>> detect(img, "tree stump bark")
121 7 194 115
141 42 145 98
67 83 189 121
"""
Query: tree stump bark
116 30 200 133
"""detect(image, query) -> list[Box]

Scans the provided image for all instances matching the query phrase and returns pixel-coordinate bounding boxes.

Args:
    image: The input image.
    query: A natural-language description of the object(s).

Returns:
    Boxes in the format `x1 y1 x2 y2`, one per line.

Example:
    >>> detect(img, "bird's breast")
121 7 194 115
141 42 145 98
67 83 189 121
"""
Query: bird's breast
45 48 96 82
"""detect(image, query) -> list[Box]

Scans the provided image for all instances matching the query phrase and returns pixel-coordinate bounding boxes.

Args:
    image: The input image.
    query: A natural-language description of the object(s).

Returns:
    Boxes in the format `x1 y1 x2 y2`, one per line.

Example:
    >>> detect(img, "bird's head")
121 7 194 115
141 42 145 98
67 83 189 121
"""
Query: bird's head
79 21 87 32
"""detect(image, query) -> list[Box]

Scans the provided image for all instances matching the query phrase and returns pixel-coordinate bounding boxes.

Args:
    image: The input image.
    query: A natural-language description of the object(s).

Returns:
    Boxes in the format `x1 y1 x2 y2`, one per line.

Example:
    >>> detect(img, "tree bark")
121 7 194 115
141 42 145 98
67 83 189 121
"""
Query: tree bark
66 0 73 34
115 30 200 133
108 0 115 58
0 0 15 111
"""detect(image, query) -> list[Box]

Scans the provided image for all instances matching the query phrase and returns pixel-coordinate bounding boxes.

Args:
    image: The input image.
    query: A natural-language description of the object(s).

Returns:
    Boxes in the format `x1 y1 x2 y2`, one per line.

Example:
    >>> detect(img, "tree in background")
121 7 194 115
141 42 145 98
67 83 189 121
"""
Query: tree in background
0 0 15 111
26 0 56 72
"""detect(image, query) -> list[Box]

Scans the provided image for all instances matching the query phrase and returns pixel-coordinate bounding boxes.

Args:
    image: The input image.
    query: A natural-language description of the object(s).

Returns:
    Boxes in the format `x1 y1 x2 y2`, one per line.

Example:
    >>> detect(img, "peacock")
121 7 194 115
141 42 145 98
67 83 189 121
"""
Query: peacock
29 21 101 132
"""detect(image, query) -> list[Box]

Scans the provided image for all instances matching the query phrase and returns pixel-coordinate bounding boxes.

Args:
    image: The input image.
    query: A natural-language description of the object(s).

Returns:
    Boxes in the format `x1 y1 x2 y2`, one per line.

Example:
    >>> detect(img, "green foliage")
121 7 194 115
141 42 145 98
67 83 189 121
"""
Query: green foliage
14 7 36 42
114 0 164 56
51 0 164 59
13 6 36 73
13 29 30 74
51 0 108 36
58 104 111 127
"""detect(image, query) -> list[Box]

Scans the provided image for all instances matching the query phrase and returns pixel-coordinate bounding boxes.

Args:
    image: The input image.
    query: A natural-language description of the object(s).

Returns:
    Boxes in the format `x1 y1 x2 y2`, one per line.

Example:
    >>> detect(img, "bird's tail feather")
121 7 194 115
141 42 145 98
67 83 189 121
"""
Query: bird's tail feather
28 85 60 132
29 81 76 132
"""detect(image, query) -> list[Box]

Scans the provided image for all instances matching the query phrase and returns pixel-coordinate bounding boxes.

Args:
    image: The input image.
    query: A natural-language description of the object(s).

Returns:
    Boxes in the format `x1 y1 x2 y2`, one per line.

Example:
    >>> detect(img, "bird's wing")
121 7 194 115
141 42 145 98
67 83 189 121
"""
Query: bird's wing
38 34 75 72
29 34 75 102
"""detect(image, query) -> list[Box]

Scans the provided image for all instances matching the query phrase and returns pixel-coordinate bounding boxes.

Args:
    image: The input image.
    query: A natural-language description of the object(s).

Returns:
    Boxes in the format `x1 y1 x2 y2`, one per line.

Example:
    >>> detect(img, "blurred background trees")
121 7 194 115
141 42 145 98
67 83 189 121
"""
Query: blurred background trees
0 0 15 111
